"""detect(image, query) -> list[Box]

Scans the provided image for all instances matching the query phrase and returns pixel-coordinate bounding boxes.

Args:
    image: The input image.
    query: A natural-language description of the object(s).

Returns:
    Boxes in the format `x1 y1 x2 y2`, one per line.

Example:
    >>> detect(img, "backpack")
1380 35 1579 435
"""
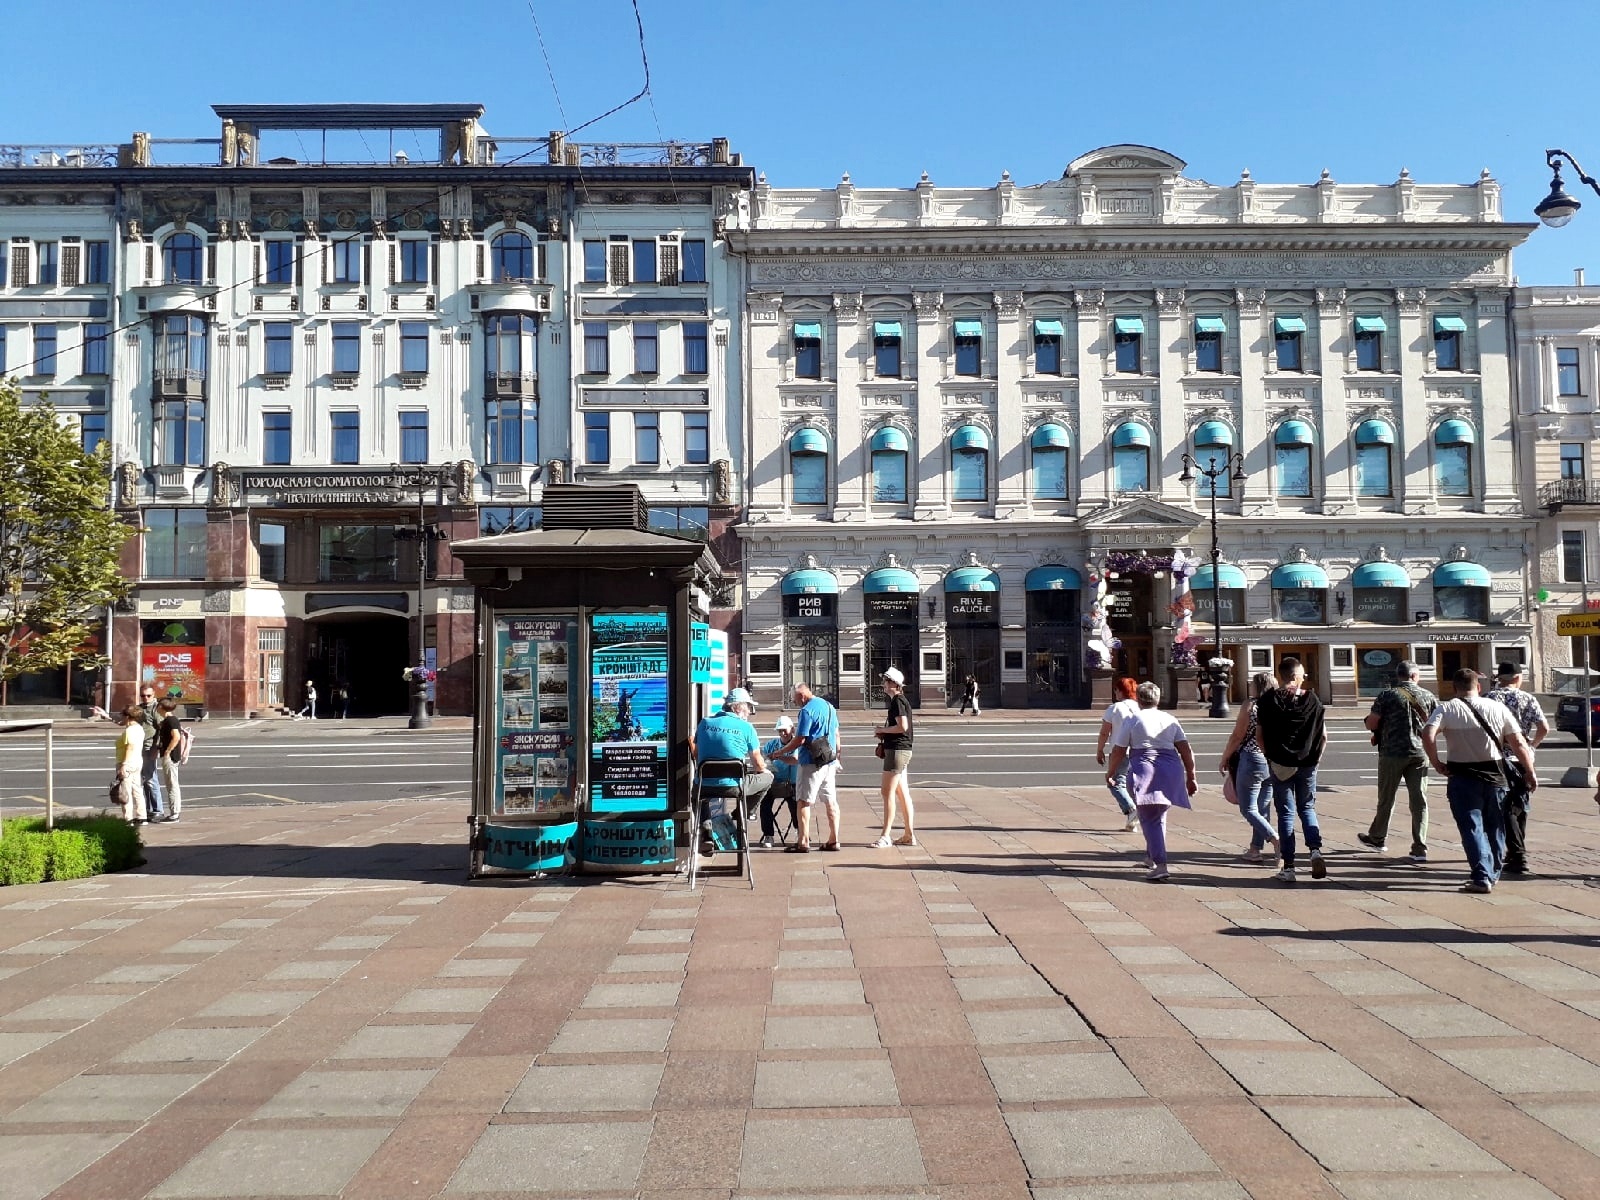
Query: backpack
172 724 194 766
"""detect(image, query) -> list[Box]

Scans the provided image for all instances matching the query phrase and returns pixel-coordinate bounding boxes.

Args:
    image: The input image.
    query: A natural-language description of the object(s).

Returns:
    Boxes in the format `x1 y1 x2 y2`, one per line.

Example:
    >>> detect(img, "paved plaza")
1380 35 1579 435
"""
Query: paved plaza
2 781 1600 1199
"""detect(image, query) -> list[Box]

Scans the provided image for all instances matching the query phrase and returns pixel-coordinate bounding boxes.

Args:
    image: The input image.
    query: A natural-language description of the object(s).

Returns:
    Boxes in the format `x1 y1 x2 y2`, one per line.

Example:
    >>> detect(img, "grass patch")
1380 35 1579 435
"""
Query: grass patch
0 816 143 885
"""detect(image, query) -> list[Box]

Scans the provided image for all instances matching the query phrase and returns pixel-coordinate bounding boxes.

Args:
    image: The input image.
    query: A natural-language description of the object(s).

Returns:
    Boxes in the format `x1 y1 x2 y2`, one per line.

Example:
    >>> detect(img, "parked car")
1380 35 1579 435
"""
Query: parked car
1553 682 1600 745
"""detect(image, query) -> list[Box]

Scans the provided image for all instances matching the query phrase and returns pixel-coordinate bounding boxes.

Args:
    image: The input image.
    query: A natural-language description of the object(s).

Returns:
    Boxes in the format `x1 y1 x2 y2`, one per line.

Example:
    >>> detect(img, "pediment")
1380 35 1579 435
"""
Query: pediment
1066 144 1187 176
1079 498 1203 530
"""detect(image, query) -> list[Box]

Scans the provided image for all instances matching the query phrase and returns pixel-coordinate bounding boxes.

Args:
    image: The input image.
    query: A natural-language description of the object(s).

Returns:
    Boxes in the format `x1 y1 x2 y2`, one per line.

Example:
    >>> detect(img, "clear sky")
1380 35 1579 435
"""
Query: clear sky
3 0 1595 284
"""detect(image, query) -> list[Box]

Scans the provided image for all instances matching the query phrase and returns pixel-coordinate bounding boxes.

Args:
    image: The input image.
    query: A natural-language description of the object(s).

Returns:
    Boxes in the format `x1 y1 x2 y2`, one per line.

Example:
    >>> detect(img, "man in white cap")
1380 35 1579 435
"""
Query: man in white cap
759 714 800 848
689 687 771 858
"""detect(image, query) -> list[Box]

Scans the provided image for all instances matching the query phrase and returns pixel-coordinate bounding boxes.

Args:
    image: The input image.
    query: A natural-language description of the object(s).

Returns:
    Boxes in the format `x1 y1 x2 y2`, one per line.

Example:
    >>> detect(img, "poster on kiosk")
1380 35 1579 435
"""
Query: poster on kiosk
584 611 675 870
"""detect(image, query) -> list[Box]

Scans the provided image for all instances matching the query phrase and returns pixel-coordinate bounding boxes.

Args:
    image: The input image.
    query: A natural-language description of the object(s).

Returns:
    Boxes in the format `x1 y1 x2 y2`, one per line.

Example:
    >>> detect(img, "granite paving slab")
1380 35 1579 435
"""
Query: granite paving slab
0 1132 128 1200
5 993 131 1022
4 1072 209 1124
1264 1103 1510 1172
391 987 503 1014
738 1117 928 1188
198 991 316 1018
1365 1002 1522 1039
447 1120 653 1193
1005 1106 1216 1178
763 1013 881 1050
982 1052 1146 1101
1433 1046 1600 1094
966 1006 1095 1044
505 1062 666 1112
117 1026 265 1064
1209 1048 1393 1097
151 1127 391 1197
549 1017 674 1054
255 1068 436 1118
753 1059 900 1108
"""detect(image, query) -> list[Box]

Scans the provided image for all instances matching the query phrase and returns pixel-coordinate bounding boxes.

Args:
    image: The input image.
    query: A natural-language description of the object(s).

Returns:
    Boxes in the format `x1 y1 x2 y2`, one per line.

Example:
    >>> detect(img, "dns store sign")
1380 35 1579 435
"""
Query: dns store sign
140 645 207 704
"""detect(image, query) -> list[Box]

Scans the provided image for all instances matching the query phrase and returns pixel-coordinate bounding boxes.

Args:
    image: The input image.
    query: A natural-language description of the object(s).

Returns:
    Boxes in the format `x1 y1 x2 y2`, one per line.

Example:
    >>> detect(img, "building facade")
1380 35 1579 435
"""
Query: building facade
730 146 1535 709
1 105 751 716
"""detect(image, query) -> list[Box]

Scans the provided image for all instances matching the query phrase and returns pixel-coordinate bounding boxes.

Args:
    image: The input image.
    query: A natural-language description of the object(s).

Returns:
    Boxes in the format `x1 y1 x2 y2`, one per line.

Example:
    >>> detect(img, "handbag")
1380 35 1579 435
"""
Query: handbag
1223 770 1239 806
806 734 837 765
874 743 885 759
1462 699 1526 792
109 777 122 807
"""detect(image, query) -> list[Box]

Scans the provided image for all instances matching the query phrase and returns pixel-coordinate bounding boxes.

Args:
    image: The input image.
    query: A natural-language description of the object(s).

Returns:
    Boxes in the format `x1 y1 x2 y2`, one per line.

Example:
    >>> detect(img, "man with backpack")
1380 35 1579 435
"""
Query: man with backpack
1358 659 1437 862
773 681 840 853
155 697 187 823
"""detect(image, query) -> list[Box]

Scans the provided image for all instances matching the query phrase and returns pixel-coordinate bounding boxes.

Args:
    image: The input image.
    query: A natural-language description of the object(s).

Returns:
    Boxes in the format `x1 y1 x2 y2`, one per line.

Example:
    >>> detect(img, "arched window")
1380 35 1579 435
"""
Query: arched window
1274 420 1315 497
492 232 535 282
1271 561 1329 625
1192 420 1233 498
1354 419 1395 497
1030 423 1070 501
1434 419 1475 497
1351 560 1408 625
163 232 203 284
950 424 989 502
869 426 908 504
1433 560 1490 623
1112 421 1151 492
789 427 829 506
158 400 205 467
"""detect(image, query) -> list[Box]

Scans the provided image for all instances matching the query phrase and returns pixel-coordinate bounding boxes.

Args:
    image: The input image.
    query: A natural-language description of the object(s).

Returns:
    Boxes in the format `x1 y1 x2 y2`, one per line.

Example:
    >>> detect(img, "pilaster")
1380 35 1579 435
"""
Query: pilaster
1396 287 1431 508
1074 289 1107 506
994 290 1026 511
1476 287 1516 505
1236 287 1269 509
912 289 945 516
1317 287 1352 507
833 291 865 518
1155 287 1186 503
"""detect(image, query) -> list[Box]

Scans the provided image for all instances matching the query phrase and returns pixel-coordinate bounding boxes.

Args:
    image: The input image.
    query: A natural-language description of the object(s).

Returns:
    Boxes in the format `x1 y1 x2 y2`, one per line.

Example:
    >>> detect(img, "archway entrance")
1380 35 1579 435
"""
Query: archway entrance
306 612 410 716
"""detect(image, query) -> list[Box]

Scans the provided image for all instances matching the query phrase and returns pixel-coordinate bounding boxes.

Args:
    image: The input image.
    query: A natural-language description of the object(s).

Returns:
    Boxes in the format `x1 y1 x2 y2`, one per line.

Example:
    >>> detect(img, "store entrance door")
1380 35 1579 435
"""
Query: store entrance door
1026 589 1082 706
1273 644 1322 697
946 624 1001 709
307 613 409 716
1437 642 1482 681
866 623 920 708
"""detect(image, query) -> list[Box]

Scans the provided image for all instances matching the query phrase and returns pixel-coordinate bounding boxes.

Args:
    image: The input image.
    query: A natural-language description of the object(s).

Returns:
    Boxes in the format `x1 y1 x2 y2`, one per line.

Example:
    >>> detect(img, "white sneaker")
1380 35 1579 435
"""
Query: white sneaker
871 835 892 848
1274 867 1297 883
1123 814 1138 832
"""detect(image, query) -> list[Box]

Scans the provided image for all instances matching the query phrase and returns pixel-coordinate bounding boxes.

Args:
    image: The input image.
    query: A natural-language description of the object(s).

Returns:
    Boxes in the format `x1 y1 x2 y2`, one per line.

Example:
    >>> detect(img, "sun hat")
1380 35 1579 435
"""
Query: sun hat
882 667 905 685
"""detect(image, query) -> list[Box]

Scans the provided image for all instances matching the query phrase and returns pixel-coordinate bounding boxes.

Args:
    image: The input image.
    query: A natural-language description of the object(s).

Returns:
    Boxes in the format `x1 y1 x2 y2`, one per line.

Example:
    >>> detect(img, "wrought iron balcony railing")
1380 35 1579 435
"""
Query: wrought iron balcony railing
1541 478 1600 512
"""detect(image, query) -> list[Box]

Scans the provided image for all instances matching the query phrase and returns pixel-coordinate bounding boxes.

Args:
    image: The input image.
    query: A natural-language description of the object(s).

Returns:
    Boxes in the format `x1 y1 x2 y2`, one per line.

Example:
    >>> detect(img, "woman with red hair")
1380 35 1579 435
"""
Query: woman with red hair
1095 676 1140 831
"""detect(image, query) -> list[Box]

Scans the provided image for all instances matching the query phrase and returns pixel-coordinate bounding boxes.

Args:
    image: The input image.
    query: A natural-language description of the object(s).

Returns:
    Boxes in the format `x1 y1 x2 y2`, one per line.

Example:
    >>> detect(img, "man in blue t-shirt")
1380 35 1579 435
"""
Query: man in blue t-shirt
690 688 771 857
774 681 840 853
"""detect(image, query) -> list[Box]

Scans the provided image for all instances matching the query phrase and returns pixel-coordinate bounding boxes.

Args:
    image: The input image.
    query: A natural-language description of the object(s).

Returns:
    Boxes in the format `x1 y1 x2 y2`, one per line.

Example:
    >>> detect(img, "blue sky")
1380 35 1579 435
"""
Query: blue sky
4 0 1595 283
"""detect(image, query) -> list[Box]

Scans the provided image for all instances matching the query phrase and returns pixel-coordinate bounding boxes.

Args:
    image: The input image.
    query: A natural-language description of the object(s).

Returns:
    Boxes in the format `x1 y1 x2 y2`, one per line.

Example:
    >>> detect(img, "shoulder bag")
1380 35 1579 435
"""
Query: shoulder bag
805 706 838 765
1462 699 1525 793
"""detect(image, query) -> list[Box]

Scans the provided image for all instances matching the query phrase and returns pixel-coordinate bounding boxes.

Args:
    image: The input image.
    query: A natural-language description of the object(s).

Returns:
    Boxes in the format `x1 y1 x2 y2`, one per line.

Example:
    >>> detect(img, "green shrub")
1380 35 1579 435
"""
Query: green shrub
0 816 143 885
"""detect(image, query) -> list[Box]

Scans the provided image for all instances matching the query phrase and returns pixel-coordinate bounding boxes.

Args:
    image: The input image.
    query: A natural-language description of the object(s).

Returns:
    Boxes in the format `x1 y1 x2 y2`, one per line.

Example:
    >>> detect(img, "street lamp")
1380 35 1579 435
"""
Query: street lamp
1179 449 1248 718
391 464 451 729
1535 149 1600 228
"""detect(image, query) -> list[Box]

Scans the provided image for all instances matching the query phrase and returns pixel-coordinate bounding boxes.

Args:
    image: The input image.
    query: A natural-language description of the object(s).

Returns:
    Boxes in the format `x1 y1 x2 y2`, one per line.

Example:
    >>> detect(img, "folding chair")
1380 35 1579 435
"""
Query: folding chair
689 758 754 890
763 779 798 846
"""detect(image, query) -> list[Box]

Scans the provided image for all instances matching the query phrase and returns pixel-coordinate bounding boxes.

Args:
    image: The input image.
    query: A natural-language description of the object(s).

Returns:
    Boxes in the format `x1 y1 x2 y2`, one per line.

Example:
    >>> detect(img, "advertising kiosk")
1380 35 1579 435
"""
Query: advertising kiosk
454 485 723 879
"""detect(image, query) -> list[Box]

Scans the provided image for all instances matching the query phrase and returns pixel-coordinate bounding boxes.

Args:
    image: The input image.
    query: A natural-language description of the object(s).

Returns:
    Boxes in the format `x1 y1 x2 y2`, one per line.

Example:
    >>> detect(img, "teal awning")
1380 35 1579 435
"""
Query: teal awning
782 569 839 595
1353 561 1409 589
1194 420 1233 447
1025 565 1083 592
1433 561 1490 589
789 427 829 454
1274 314 1307 334
869 426 909 453
951 424 990 451
1353 315 1388 333
1275 420 1315 445
1192 564 1247 590
945 566 1000 593
1272 562 1330 589
1033 318 1065 338
793 321 823 341
1030 423 1070 449
1435 419 1476 445
1433 314 1469 333
873 320 903 339
1113 315 1145 335
1194 315 1227 334
862 567 919 594
1112 421 1152 448
953 319 983 339
1355 419 1396 445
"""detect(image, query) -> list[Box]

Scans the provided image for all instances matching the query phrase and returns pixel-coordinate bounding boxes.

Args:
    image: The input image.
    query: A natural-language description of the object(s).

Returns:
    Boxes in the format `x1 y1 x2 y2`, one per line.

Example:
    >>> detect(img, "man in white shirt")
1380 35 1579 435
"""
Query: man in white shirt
1422 668 1537 894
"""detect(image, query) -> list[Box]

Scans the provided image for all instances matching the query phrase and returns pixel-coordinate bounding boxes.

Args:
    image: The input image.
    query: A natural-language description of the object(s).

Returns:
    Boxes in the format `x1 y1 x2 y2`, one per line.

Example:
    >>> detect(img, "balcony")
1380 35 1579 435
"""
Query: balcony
1541 478 1600 512
488 371 538 398
153 368 207 400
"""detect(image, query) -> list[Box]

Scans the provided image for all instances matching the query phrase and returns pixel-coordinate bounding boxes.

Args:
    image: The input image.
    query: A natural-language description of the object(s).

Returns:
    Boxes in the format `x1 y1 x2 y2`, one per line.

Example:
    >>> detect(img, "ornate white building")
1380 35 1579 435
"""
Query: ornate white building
729 146 1535 709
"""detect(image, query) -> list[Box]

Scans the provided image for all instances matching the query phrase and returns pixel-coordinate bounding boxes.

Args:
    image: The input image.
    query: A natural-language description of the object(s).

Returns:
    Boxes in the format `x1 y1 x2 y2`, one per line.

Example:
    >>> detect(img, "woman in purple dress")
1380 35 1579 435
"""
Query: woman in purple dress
1104 681 1198 881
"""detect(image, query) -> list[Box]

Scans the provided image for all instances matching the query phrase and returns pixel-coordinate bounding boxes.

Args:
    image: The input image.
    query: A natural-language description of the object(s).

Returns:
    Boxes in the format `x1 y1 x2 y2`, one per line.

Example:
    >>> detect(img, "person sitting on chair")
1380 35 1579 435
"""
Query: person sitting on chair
690 687 773 858
759 714 800 848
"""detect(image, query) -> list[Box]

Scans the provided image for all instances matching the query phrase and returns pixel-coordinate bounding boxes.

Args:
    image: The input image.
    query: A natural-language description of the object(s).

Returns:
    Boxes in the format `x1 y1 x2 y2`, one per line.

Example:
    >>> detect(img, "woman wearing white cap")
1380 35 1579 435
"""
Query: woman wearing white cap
872 667 917 847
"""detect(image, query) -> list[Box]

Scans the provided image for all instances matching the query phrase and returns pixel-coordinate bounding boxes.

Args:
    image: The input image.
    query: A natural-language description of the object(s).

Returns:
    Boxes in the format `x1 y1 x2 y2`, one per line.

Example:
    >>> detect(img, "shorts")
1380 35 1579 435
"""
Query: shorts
797 760 839 808
883 749 912 774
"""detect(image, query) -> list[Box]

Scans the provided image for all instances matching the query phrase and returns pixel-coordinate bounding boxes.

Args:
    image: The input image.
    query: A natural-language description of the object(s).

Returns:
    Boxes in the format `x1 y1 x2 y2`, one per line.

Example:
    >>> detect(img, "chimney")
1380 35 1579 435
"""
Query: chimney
1578 267 1588 286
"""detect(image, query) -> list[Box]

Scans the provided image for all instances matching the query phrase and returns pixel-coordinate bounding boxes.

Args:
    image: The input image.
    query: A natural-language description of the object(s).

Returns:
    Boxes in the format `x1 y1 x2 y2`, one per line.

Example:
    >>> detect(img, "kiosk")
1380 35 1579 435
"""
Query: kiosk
454 484 723 879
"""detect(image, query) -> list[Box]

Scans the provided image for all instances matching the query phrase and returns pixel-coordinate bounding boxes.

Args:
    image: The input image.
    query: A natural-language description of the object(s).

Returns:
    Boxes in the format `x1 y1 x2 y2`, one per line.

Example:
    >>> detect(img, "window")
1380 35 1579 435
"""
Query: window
950 426 989 502
1274 316 1305 371
488 231 532 282
1433 315 1463 371
144 508 209 580
1352 587 1407 625
318 525 399 583
163 233 202 284
85 240 109 284
264 239 295 284
398 238 430 284
80 411 106 455
658 241 680 286
583 322 609 373
1563 530 1586 584
583 240 606 282
1274 422 1314 497
8 242 27 288
1193 426 1233 498
873 322 902 377
330 238 361 284
1114 446 1149 491
156 314 207 381
396 411 426 463
60 242 80 287
1113 316 1143 373
872 448 908 503
331 411 359 464
400 322 429 374
32 324 56 375
647 506 710 541
487 399 538 465
36 241 58 286
486 313 537 378
479 506 541 535
1562 442 1585 480
1558 347 1582 395
953 320 982 377
332 321 360 374
264 322 293 375
683 321 708 374
1033 320 1063 375
632 239 656 283
794 322 822 379
262 412 291 465
585 412 611 464
791 451 827 504
1032 447 1067 501
684 412 709 464
608 240 630 285
634 412 660 465
1194 316 1224 372
681 239 706 283
82 322 108 375
1274 589 1326 625
1354 316 1384 371
1434 421 1473 497
1355 442 1392 497
1435 585 1489 623
633 322 658 374
257 522 287 582
158 400 205 467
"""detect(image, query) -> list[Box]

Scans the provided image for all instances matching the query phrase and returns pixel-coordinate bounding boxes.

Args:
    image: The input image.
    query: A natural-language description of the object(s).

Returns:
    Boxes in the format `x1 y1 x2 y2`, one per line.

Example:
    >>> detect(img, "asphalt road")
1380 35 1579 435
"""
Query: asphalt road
4 715 1597 818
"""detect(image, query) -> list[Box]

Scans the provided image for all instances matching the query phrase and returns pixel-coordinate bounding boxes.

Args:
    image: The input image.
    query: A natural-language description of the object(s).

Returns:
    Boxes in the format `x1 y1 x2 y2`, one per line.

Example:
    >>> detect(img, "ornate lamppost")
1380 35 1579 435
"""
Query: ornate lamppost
1534 149 1600 227
1179 449 1248 718
391 464 451 729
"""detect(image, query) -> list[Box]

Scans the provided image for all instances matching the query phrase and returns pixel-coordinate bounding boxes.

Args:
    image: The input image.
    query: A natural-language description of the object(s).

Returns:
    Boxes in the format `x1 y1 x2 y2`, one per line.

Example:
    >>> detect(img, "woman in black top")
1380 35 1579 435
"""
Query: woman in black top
960 675 981 716
873 668 917 846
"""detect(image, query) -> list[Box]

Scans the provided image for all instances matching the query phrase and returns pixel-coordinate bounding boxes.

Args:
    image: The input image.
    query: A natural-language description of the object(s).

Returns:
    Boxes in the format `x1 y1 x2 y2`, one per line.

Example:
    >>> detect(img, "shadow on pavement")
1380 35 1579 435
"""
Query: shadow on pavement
141 840 464 885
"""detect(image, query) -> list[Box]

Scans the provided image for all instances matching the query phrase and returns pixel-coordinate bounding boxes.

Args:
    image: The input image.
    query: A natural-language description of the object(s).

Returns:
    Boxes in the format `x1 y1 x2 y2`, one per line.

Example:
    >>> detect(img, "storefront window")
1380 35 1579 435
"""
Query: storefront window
1193 588 1246 625
1356 647 1407 696
318 525 400 583
1434 586 1488 623
1352 588 1407 625
1274 588 1326 625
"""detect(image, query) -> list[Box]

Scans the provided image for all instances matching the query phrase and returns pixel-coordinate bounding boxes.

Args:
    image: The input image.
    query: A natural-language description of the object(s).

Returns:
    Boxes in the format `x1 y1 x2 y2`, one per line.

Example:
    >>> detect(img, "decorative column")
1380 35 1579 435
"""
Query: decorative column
832 291 866 520
1236 287 1270 511
1155 287 1187 502
1074 289 1107 505
1317 287 1353 510
912 289 945 518
1475 286 1517 508
746 291 788 517
1396 287 1431 511
993 290 1026 512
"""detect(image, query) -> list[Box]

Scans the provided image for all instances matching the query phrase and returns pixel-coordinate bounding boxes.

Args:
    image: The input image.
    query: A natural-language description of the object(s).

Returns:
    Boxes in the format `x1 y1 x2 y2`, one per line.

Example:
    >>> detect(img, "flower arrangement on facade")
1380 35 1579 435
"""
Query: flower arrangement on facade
1171 641 1199 668
402 665 438 683
1083 569 1120 670
1167 547 1201 669
1103 550 1175 576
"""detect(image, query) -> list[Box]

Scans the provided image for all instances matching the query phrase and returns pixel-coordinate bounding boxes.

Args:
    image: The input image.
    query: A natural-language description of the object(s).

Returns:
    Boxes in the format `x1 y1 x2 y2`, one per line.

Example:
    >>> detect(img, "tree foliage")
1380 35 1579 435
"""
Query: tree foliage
0 381 130 684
